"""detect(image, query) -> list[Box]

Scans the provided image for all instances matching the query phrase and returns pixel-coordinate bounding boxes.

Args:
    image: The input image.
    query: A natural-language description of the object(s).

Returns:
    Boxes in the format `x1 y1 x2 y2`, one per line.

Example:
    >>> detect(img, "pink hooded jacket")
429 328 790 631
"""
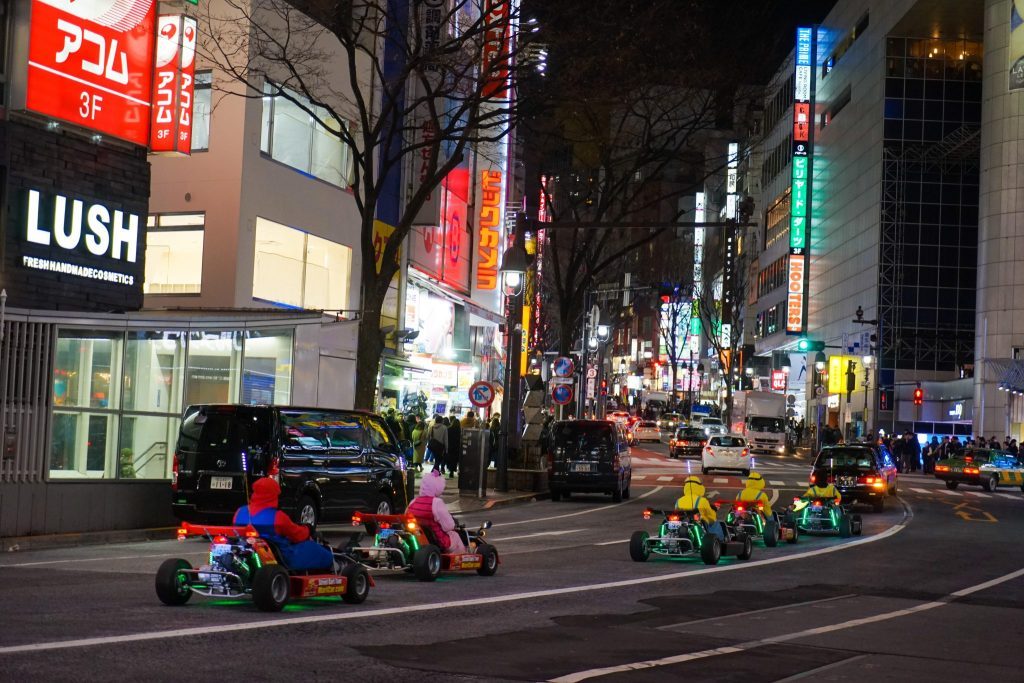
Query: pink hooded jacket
406 471 466 553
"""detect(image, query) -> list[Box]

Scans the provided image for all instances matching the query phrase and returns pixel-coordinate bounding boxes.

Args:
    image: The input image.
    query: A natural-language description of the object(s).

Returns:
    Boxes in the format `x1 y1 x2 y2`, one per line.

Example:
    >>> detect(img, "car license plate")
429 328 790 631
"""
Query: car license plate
378 528 395 540
571 463 592 473
951 467 961 473
209 476 233 490
838 476 855 487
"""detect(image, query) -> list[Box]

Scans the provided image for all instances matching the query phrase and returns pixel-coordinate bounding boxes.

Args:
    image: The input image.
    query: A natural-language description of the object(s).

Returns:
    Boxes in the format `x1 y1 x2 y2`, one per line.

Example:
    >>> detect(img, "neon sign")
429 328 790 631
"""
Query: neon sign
786 27 814 335
477 170 502 289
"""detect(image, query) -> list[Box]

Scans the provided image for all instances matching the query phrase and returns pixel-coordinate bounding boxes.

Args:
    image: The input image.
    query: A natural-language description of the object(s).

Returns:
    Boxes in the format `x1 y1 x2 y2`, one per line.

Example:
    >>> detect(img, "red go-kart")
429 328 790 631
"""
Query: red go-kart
346 512 499 581
156 522 372 612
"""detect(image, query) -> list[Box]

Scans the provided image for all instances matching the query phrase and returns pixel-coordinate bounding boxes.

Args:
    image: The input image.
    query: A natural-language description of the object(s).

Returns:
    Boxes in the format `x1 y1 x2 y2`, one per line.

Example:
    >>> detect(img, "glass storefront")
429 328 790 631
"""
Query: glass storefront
49 328 294 480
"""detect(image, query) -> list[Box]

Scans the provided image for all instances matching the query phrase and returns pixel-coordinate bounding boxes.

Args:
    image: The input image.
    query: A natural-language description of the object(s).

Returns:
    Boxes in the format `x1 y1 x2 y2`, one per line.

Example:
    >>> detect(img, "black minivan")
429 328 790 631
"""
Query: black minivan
547 420 632 502
171 405 410 527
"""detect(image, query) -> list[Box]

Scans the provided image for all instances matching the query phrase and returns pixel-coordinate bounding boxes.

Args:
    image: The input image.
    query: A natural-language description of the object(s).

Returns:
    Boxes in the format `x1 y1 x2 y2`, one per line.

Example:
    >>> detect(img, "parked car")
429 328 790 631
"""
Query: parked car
633 421 661 443
701 434 752 475
669 427 707 458
548 420 632 502
811 443 898 512
171 405 410 527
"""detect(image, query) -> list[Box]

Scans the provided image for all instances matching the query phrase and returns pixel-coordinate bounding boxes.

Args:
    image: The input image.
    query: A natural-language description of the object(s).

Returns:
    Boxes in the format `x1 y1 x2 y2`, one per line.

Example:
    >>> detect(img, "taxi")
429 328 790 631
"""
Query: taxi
934 448 1024 492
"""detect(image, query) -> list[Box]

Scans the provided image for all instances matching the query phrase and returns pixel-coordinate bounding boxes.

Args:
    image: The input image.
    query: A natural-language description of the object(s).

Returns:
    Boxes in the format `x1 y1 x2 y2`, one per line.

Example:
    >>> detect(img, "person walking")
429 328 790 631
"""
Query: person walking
488 413 501 468
446 411 462 479
461 410 478 430
427 414 448 469
410 416 427 472
905 431 921 472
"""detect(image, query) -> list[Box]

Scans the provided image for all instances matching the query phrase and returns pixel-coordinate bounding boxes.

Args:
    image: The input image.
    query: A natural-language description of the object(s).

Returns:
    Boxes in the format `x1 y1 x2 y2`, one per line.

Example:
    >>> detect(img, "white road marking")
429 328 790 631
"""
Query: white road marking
0 553 178 569
997 493 1020 500
909 488 932 494
657 476 674 482
713 478 729 484
497 529 586 542
964 491 991 498
550 564 1024 682
798 482 808 487
938 489 959 495
770 480 785 486
594 539 628 546
493 487 664 527
633 475 647 480
0 505 912 656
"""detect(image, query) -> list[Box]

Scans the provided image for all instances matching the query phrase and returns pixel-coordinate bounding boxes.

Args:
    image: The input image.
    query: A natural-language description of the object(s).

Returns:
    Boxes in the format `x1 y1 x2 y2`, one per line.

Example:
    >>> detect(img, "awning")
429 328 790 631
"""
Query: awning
409 270 503 325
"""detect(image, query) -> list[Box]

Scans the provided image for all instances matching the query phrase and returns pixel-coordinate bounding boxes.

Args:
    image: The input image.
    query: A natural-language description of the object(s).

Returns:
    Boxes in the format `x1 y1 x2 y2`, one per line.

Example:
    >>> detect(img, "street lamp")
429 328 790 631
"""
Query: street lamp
496 229 532 492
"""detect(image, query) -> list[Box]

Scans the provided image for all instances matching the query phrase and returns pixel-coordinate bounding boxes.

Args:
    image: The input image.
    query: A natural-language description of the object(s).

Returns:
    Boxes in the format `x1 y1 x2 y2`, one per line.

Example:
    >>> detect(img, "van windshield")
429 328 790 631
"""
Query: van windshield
552 423 613 459
748 417 785 432
179 407 272 453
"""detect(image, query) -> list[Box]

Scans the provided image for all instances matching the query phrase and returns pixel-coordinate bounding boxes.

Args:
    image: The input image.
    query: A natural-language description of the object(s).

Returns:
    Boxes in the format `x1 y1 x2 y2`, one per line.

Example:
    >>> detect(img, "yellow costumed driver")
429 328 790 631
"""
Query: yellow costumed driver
675 475 717 523
735 471 773 515
802 479 841 506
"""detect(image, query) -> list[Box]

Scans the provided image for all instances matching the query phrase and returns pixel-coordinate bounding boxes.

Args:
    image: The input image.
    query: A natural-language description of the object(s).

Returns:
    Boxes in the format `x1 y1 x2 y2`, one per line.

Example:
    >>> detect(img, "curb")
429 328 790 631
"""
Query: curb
2 527 178 553
449 490 550 514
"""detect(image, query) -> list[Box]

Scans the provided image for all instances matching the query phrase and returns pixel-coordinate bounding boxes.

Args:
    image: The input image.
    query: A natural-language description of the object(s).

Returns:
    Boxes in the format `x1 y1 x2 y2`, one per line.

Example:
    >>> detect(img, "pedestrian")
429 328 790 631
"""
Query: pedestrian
795 419 805 446
923 436 939 474
461 410 478 430
427 414 448 468
540 413 554 454
446 410 462 479
892 434 906 473
385 408 403 441
489 413 501 468
1009 439 1019 456
905 431 920 472
410 416 427 471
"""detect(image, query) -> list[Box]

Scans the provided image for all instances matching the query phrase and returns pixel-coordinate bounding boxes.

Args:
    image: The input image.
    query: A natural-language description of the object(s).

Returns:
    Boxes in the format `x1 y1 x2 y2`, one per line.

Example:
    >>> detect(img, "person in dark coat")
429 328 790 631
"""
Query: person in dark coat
904 432 921 472
446 411 462 479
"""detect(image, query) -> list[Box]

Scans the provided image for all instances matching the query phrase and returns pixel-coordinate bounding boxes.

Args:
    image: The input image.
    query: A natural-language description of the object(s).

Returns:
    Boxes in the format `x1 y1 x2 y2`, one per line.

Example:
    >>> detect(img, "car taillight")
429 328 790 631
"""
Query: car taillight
352 512 362 526
700 441 706 447
862 476 876 483
965 467 980 474
267 454 280 482
706 449 714 456
809 473 816 484
936 464 949 472
171 452 179 491
643 509 652 520
741 449 749 457
734 504 745 513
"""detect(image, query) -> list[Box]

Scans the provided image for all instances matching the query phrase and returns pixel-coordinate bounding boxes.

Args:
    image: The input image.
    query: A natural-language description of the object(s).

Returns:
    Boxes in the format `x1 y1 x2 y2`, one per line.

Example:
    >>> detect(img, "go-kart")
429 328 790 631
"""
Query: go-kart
629 507 753 565
786 497 862 538
718 499 798 547
346 512 499 581
155 522 372 612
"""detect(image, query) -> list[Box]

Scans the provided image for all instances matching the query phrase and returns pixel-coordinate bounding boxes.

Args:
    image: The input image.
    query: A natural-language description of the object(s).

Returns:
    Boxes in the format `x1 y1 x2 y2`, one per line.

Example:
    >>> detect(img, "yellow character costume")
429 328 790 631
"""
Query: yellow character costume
736 471 773 515
802 481 841 505
675 475 716 523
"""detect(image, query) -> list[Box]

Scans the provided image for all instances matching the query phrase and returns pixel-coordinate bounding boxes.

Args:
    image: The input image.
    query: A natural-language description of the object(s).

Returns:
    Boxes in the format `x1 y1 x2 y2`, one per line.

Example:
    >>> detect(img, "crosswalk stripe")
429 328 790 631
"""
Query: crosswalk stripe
770 480 785 486
633 475 647 480
938 489 959 495
997 493 1020 499
713 478 729 484
964 491 991 498
657 476 674 482
909 488 931 494
798 482 808 487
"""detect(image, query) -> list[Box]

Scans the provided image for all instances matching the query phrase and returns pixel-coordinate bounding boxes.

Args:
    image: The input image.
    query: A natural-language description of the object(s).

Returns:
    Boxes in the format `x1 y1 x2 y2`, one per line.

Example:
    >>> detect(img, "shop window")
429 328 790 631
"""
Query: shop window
118 414 178 479
122 331 186 414
185 331 243 406
253 217 352 311
260 80 351 188
144 213 205 294
192 71 212 152
241 329 294 405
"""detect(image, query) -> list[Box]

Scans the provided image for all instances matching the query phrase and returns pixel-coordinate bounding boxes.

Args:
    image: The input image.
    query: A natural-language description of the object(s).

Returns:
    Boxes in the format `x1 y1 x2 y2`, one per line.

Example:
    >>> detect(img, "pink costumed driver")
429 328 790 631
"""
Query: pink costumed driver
406 470 467 553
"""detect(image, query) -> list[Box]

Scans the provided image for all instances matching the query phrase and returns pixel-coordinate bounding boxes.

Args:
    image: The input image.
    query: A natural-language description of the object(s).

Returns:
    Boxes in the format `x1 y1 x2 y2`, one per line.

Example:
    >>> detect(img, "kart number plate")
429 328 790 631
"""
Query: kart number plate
209 477 233 490
667 521 682 529
378 529 396 540
571 463 592 472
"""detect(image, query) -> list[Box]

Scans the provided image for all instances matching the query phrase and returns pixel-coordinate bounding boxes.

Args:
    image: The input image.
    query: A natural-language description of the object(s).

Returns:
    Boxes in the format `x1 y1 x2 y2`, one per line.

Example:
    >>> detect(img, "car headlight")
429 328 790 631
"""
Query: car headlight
777 445 785 453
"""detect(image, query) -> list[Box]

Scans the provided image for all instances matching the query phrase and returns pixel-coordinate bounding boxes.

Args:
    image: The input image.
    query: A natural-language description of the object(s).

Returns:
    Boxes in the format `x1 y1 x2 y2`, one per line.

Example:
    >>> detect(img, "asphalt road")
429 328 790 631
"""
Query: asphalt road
2 440 1023 682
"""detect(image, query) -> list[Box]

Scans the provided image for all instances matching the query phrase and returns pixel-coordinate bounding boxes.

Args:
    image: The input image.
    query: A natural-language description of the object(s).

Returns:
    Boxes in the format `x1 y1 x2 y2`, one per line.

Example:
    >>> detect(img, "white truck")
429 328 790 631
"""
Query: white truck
733 391 788 455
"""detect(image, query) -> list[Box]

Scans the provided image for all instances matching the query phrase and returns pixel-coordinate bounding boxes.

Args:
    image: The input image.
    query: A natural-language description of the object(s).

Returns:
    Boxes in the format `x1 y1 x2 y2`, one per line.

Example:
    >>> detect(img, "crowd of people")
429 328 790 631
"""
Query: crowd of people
381 408 501 478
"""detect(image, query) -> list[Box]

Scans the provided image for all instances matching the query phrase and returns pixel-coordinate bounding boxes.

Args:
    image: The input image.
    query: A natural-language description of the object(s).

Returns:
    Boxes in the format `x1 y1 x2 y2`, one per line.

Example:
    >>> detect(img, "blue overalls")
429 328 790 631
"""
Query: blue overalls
235 506 333 571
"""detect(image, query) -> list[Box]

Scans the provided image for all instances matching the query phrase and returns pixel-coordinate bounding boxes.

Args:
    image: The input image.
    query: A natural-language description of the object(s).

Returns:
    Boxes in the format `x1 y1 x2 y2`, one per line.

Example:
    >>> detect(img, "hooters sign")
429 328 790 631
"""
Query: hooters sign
150 14 198 154
26 0 157 146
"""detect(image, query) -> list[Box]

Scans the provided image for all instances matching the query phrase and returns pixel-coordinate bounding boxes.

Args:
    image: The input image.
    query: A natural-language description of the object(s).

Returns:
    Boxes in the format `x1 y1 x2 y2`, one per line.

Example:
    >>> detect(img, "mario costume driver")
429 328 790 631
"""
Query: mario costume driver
233 477 334 570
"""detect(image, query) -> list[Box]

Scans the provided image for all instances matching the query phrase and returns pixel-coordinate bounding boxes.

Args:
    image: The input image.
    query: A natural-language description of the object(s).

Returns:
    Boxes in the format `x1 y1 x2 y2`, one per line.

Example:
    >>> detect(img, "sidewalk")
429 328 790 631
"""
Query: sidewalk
1 487 548 553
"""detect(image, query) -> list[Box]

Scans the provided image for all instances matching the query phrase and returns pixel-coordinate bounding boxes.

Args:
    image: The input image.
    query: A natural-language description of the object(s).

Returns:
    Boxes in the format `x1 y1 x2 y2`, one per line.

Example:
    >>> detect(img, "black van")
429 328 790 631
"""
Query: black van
547 420 632 502
171 404 411 527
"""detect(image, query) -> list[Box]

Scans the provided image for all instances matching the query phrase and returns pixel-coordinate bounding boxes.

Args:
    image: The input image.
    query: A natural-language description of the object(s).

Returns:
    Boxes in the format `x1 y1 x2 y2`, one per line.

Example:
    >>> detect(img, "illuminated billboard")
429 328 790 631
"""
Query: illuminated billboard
786 26 814 335
150 14 198 154
26 0 157 146
477 170 502 289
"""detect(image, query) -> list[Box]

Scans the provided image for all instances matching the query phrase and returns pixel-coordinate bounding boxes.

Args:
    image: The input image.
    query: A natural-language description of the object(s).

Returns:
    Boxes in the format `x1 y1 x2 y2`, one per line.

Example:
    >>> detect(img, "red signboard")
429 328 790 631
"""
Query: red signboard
477 170 502 289
793 102 810 142
786 253 806 333
27 0 157 146
481 0 510 99
150 14 197 154
771 370 788 391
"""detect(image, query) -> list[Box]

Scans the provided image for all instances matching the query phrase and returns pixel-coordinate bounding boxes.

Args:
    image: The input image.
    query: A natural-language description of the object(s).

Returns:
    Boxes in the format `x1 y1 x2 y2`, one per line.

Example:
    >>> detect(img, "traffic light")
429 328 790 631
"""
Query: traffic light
600 379 608 396
796 338 826 352
913 386 924 406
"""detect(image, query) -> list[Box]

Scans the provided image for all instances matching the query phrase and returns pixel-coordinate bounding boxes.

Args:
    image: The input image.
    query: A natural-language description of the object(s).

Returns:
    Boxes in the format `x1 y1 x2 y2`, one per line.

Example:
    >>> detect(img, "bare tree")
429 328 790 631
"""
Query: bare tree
656 283 694 410
195 0 526 408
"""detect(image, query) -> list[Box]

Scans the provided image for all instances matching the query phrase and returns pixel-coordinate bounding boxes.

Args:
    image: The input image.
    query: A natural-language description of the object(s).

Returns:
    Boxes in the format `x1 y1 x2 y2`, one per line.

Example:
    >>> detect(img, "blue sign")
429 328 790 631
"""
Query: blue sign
796 27 813 67
551 384 574 405
468 381 496 407
553 356 575 378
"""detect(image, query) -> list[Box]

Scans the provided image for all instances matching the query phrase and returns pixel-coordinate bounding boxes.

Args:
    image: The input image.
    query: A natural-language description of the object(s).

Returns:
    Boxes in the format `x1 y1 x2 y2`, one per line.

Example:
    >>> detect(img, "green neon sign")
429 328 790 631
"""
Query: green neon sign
790 215 806 248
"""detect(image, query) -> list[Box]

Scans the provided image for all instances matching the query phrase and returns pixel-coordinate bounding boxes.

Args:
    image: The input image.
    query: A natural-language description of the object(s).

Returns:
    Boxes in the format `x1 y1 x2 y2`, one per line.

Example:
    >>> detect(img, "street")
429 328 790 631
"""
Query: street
2 440 1022 682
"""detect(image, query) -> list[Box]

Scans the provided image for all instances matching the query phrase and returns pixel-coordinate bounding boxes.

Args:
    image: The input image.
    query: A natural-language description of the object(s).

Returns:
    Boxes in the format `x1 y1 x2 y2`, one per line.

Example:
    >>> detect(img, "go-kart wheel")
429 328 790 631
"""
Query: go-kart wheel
476 543 499 576
853 515 863 536
155 558 193 606
700 535 721 565
983 475 998 493
253 565 290 612
945 480 959 490
764 520 779 547
296 495 319 528
737 533 753 561
341 564 371 604
629 531 650 562
786 523 800 544
839 516 852 538
550 489 562 502
872 497 885 513
413 545 442 582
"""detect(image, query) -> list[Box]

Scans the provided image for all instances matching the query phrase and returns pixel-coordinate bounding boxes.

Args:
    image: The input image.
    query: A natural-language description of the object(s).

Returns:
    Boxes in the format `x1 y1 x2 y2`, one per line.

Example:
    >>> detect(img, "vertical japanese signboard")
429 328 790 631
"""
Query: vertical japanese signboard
481 0 511 99
150 14 198 154
477 170 502 289
26 0 157 146
786 27 815 335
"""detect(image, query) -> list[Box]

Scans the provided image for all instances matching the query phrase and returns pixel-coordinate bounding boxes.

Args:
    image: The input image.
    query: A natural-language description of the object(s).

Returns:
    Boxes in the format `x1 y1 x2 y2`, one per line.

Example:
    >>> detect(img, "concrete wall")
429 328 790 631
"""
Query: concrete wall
0 481 175 538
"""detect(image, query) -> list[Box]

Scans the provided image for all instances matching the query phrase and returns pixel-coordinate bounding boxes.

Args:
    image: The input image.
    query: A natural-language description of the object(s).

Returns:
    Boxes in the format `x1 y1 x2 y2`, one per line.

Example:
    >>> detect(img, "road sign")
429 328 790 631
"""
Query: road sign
550 377 574 385
586 366 597 379
551 384 574 405
468 381 496 407
553 356 575 378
